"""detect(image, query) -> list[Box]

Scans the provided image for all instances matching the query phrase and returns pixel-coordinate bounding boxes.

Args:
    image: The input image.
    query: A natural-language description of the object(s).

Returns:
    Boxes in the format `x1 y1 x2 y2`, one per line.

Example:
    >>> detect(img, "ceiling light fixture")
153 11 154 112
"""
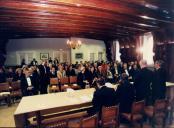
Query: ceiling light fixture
76 4 81 7
67 37 82 49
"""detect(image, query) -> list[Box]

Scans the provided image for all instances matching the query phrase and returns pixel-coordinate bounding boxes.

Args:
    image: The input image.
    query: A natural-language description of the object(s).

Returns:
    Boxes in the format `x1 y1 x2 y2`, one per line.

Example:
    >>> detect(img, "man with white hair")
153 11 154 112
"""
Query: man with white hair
134 60 153 105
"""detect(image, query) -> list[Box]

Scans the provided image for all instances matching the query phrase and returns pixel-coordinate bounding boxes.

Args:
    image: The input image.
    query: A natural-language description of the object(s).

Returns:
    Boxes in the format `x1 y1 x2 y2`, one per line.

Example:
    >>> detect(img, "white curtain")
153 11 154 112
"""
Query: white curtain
115 40 121 62
110 40 121 62
140 32 154 65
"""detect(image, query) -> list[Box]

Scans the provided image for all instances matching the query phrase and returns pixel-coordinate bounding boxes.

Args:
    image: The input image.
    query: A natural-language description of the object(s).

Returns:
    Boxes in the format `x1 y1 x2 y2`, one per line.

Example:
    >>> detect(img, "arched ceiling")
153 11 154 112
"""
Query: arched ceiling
0 0 174 40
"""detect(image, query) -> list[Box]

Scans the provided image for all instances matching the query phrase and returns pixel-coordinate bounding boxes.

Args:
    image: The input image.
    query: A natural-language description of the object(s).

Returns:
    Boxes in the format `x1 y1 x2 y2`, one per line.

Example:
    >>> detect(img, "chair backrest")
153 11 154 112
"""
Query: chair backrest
42 119 68 128
69 76 77 84
0 82 10 92
132 100 145 114
35 111 87 128
101 105 119 127
6 78 13 85
154 99 168 113
11 81 21 90
60 77 69 85
50 78 58 85
81 114 98 128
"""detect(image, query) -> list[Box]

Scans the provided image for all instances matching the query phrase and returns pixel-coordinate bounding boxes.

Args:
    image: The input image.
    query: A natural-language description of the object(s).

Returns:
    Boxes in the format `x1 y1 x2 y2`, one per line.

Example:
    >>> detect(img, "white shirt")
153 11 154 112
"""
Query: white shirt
26 77 32 87
125 69 129 76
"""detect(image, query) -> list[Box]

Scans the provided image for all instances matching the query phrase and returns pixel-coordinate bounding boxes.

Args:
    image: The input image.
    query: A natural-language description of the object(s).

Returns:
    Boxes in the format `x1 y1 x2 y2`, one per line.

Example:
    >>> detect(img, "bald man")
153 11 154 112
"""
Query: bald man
134 60 153 105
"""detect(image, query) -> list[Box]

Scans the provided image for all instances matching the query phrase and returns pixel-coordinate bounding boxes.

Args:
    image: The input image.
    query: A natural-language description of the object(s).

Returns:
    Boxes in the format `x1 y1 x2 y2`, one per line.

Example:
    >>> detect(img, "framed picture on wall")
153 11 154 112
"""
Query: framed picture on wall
40 53 49 60
75 53 83 59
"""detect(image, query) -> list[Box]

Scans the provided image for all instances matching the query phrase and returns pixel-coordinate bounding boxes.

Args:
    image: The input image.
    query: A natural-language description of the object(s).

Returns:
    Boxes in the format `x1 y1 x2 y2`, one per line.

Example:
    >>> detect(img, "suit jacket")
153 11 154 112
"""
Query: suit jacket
12 73 24 81
30 60 38 66
129 68 140 82
20 75 37 96
152 68 166 100
38 65 50 85
134 67 153 103
0 72 6 83
88 71 98 85
50 71 57 78
92 86 117 114
66 69 76 77
115 81 135 113
77 72 86 89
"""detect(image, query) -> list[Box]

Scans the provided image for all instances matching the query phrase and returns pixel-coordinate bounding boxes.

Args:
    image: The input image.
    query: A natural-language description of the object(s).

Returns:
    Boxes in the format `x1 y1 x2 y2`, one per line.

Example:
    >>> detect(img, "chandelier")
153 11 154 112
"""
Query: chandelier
66 38 82 49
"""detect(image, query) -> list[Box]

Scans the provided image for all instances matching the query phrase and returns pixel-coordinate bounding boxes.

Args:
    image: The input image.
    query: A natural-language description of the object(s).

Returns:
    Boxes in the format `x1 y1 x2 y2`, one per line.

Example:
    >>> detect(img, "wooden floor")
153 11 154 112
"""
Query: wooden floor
0 103 174 128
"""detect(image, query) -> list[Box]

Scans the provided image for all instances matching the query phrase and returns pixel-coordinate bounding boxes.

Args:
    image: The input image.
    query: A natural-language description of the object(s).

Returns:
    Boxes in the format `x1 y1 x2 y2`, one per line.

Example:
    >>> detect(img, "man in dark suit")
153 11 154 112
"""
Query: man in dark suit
30 58 38 66
129 64 140 82
38 60 50 94
77 67 87 89
152 60 166 102
115 73 135 113
0 67 6 83
134 60 153 105
50 67 57 78
66 65 76 77
91 77 117 115
20 68 37 96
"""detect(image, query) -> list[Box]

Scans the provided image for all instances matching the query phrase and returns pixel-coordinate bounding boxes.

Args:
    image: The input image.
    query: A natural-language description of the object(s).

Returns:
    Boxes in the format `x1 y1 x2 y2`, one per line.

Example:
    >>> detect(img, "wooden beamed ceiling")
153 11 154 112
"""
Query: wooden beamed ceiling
0 0 174 40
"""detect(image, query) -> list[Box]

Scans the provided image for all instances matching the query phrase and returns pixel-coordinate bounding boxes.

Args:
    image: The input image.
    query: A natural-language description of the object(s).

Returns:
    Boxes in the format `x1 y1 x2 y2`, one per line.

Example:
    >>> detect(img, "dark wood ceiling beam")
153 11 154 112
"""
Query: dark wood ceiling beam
0 31 121 40
9 0 174 22
0 10 149 32
0 17 150 35
0 25 130 38
0 0 167 28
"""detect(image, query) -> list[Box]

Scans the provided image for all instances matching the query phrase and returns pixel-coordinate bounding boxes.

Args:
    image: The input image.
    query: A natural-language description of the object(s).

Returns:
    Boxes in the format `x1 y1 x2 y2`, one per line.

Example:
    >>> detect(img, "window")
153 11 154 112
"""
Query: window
140 32 154 65
90 53 95 62
98 52 103 61
115 40 121 61
17 52 33 65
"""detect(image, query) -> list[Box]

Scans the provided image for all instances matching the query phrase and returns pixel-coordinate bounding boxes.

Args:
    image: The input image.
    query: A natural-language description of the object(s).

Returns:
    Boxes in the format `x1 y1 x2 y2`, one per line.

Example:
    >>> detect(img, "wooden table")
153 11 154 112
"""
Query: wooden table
14 82 174 127
14 88 95 127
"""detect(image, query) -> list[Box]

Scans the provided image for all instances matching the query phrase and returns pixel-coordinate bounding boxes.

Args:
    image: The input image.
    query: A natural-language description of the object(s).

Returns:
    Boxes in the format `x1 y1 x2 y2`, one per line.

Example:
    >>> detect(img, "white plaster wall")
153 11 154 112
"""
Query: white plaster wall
70 38 106 63
5 38 106 65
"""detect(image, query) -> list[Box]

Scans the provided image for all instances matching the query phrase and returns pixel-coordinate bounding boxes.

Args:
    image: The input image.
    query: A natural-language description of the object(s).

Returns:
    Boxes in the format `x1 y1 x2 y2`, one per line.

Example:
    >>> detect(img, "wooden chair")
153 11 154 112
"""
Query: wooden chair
6 78 13 86
10 81 22 102
169 98 174 124
0 82 11 106
49 78 59 93
144 99 168 128
33 110 88 128
69 76 77 84
50 78 59 85
100 105 119 128
81 114 98 128
121 100 145 128
41 119 68 128
69 76 81 90
59 77 69 91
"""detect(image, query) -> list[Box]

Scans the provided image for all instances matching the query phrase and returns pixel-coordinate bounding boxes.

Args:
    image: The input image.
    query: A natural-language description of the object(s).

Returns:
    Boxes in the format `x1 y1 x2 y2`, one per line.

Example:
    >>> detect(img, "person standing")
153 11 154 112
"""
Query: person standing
0 67 6 83
152 60 166 102
134 60 153 105
30 58 38 66
38 60 50 94
115 73 135 113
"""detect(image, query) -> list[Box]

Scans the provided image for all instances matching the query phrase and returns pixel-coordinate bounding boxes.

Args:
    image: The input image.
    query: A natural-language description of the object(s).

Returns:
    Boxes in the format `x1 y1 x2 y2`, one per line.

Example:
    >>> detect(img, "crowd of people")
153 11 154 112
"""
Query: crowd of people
0 58 167 114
